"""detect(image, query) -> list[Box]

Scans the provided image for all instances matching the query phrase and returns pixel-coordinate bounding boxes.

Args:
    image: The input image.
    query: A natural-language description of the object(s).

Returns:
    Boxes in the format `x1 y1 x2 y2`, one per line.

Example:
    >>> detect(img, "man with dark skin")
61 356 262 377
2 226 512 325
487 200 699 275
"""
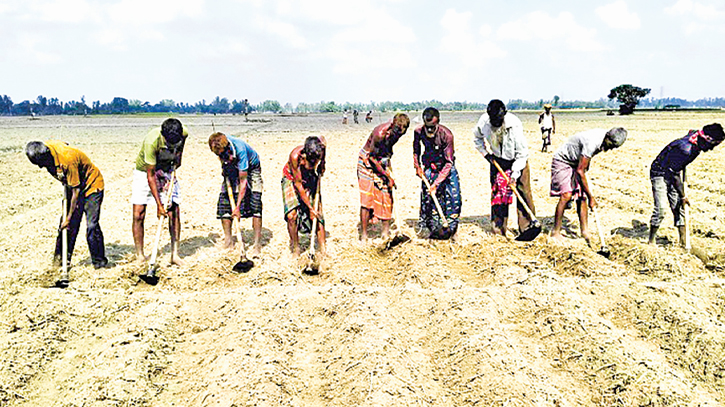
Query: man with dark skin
25 141 108 271
648 123 725 246
549 127 628 243
413 107 461 239
357 113 410 242
538 104 556 152
282 136 327 257
131 118 188 266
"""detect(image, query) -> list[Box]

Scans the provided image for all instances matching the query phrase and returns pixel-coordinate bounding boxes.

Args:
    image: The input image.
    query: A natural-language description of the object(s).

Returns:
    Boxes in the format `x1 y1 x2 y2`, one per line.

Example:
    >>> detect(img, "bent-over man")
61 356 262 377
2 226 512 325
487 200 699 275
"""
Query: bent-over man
26 141 108 269
132 118 188 266
473 99 536 237
357 113 410 241
413 107 461 239
209 132 263 256
648 123 725 246
549 127 628 243
282 136 327 257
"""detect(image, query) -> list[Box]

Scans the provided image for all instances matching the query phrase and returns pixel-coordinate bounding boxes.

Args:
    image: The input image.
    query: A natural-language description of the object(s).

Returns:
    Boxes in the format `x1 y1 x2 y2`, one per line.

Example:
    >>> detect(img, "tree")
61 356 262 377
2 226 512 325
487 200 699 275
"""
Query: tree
608 84 651 115
258 100 282 113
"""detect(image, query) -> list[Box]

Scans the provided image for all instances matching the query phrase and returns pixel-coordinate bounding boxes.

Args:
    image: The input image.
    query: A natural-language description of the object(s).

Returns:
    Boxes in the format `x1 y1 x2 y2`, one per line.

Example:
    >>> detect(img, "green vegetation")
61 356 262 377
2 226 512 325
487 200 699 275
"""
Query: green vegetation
0 91 723 117
608 84 651 115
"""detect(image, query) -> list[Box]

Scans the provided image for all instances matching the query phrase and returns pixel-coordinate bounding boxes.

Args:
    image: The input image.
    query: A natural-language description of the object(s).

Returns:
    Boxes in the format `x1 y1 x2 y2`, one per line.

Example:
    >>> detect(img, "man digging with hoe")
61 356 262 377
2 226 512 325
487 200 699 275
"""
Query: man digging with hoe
648 123 725 250
131 118 188 284
26 141 109 287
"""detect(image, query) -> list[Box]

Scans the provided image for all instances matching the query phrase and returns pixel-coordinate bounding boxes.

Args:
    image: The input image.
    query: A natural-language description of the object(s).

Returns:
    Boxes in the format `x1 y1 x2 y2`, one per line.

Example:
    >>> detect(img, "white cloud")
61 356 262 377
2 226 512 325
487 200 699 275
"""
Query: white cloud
497 11 605 53
255 15 311 49
17 34 62 64
332 10 415 43
30 0 101 23
439 9 506 68
596 1 641 30
108 0 204 25
665 0 724 21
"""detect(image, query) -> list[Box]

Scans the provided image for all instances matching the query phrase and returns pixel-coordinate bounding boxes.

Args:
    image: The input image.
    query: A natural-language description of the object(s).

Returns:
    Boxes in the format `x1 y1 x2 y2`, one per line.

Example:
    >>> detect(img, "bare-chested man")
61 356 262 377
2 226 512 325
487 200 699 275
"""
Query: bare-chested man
357 113 410 241
282 136 327 257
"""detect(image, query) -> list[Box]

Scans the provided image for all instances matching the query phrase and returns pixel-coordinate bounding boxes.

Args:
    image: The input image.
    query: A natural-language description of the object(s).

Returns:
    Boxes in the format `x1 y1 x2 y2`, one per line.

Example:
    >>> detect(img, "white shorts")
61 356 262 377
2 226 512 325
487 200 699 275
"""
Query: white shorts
131 169 182 206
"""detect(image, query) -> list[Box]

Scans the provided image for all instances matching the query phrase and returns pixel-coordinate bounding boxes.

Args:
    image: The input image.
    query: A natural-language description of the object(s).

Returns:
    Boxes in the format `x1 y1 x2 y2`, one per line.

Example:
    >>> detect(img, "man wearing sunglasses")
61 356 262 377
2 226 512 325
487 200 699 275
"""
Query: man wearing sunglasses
474 99 536 237
413 107 461 239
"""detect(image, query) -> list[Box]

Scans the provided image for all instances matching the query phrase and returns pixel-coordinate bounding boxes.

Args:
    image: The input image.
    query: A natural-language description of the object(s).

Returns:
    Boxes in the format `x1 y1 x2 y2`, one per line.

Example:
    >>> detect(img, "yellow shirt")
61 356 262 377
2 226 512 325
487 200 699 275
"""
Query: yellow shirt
45 140 104 197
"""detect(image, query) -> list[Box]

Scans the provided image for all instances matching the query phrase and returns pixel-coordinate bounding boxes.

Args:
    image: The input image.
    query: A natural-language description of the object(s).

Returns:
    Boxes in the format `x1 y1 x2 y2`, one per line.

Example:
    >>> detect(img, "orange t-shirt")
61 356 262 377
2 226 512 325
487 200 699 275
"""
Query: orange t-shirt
45 140 104 197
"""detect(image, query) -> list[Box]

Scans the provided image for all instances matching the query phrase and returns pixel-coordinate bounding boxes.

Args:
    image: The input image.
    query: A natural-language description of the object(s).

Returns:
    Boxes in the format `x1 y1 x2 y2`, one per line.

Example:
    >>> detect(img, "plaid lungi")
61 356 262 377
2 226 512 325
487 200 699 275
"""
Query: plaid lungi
357 149 393 220
281 174 322 234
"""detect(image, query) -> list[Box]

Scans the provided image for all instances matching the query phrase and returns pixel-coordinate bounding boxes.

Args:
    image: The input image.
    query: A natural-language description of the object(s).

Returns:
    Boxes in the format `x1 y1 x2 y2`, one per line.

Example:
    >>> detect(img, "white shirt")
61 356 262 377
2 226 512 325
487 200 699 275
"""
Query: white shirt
540 112 553 129
472 112 529 179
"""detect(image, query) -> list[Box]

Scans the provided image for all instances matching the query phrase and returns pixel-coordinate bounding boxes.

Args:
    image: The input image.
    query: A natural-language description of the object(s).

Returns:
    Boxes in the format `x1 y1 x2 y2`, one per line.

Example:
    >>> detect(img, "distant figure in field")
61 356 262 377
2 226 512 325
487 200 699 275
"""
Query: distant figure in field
365 110 373 123
353 109 359 124
132 118 188 266
243 99 249 122
358 113 410 242
282 136 327 257
549 127 628 243
208 132 263 256
648 123 725 246
413 107 461 239
342 110 348 125
539 103 556 152
25 141 109 270
473 99 536 237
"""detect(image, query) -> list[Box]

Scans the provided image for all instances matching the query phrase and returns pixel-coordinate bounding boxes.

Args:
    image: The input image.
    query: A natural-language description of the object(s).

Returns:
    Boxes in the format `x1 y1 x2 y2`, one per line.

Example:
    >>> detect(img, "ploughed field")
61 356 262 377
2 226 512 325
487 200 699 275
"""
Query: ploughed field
2 110 725 406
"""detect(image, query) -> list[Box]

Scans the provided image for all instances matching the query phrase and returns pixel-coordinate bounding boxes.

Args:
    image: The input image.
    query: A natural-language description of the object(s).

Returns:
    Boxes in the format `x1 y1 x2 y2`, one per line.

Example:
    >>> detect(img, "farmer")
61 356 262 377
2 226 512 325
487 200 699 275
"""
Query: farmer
358 113 410 242
25 141 109 269
353 109 359 124
365 110 373 123
539 104 556 152
342 110 349 125
413 107 461 239
208 132 263 256
549 127 628 243
282 136 327 257
473 99 536 237
648 123 725 246
132 118 188 266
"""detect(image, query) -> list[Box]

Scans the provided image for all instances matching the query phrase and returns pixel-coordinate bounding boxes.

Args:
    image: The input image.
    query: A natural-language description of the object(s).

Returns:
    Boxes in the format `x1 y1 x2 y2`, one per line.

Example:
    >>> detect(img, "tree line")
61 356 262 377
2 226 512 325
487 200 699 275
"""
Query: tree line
1 92 724 117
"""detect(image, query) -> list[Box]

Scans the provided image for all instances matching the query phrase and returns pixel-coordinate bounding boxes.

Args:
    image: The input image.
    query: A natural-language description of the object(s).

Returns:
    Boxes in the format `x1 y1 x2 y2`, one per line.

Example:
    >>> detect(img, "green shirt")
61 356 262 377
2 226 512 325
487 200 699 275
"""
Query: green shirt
134 125 189 172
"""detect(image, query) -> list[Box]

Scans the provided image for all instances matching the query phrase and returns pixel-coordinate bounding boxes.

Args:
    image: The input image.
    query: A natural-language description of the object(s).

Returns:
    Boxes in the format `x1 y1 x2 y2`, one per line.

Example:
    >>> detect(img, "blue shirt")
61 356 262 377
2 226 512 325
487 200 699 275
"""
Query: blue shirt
650 134 701 178
227 136 260 172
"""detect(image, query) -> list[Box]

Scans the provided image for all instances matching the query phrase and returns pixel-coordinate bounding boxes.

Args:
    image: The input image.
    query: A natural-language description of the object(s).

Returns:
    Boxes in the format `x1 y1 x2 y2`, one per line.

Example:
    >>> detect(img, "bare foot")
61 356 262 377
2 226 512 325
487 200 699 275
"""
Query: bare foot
170 256 186 267
549 232 567 244
134 254 149 265
317 245 327 258
292 247 301 258
250 245 262 258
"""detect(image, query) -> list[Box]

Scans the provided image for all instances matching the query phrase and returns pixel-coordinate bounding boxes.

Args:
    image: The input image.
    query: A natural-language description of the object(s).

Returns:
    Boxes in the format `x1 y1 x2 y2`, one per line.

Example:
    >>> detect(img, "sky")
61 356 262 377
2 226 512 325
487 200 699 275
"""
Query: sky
0 0 724 106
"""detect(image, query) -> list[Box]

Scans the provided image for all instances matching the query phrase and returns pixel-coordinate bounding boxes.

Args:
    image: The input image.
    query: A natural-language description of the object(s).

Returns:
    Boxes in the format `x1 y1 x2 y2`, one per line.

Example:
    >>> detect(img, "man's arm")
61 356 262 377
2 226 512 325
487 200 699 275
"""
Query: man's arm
412 130 423 178
232 170 248 219
576 156 596 208
552 115 556 133
431 132 454 190
60 186 81 230
510 122 529 181
289 152 320 219
368 133 395 187
146 165 168 217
